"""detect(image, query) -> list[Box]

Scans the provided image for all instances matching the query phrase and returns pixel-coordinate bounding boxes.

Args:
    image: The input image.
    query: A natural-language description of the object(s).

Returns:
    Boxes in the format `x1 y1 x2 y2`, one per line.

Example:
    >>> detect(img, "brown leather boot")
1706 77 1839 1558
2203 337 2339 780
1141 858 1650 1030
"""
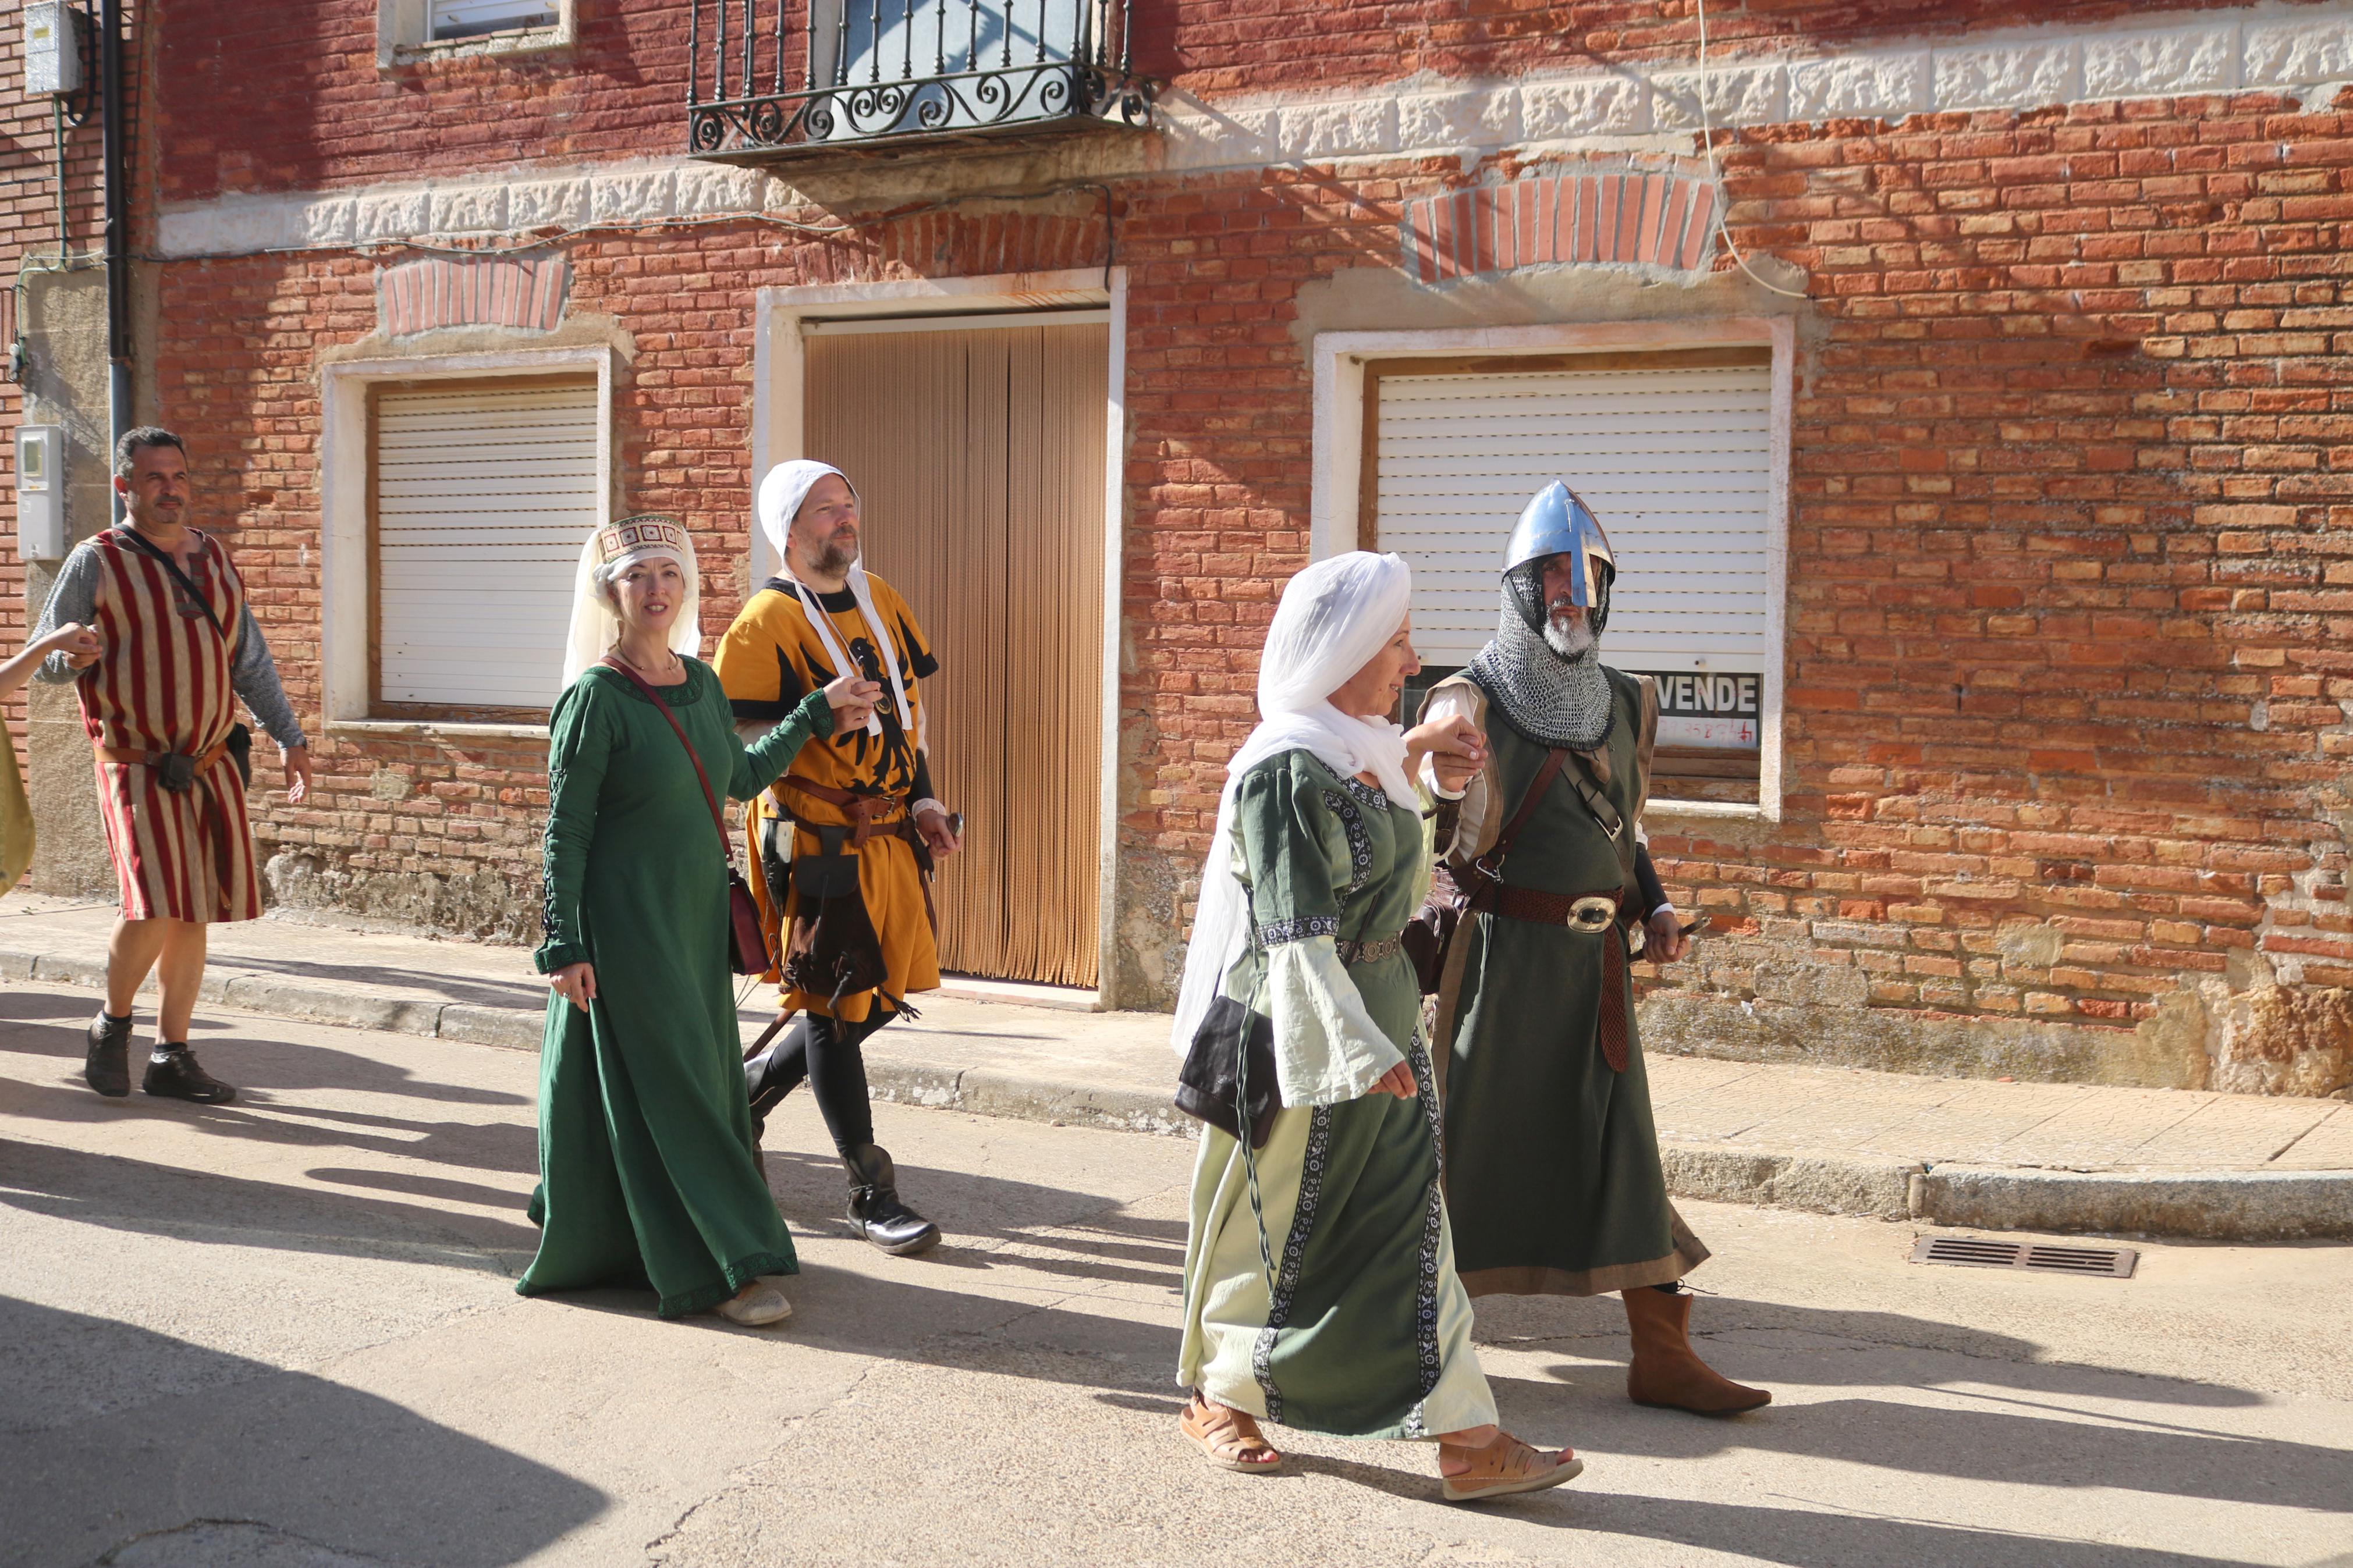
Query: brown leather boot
1623 1285 1770 1414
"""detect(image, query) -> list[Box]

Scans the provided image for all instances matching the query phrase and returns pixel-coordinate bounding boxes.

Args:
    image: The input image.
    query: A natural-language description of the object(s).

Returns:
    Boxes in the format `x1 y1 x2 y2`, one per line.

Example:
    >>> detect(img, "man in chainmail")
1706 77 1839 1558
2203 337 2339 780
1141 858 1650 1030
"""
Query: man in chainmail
1418 482 1769 1417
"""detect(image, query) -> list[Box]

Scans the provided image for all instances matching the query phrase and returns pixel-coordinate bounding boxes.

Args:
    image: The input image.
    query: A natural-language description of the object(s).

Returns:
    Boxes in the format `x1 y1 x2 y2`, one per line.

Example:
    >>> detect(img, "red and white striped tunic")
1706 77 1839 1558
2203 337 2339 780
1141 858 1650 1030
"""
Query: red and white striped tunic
77 529 261 923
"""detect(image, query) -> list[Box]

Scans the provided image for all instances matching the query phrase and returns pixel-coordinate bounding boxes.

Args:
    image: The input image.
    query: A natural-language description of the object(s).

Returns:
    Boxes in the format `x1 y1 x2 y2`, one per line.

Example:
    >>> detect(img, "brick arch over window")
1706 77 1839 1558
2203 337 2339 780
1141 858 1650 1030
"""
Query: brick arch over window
1404 159 1720 286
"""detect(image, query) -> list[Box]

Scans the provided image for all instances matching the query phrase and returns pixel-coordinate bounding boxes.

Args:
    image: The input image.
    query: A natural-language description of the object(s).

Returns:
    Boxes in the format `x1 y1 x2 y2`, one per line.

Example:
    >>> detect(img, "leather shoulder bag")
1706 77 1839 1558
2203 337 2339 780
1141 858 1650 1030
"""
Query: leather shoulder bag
599 655 771 976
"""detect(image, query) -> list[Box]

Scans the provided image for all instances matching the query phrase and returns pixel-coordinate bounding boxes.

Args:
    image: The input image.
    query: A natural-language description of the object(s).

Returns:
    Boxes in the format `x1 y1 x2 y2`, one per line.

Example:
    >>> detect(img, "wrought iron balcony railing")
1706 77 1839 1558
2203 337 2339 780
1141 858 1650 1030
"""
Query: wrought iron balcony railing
687 0 1155 160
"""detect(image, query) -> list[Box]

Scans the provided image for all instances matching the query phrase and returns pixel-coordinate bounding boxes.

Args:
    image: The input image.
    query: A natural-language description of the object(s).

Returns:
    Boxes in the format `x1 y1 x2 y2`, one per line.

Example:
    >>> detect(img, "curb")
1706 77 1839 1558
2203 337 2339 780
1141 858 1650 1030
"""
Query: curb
9 944 2349 1243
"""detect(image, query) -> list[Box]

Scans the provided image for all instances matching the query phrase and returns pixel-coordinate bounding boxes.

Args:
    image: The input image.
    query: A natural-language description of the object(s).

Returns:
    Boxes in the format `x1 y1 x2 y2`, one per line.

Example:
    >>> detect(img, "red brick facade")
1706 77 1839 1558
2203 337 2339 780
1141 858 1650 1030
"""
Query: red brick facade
11 0 2351 1094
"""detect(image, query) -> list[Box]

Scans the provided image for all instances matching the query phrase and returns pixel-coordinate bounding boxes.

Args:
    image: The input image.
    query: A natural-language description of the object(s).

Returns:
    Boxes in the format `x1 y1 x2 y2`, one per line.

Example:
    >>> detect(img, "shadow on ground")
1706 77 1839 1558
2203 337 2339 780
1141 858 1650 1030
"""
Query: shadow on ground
0 1297 605 1568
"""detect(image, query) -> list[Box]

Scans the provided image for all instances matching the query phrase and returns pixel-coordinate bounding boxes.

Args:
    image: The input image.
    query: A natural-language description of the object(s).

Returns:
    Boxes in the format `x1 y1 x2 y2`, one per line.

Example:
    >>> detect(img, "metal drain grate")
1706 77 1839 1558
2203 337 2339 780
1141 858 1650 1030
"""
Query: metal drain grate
1910 1236 2138 1278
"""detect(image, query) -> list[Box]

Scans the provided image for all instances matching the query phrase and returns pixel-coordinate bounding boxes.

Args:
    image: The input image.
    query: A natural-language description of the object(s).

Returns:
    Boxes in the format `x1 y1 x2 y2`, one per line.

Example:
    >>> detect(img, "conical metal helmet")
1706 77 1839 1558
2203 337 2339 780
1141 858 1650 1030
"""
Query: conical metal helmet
1502 481 1615 634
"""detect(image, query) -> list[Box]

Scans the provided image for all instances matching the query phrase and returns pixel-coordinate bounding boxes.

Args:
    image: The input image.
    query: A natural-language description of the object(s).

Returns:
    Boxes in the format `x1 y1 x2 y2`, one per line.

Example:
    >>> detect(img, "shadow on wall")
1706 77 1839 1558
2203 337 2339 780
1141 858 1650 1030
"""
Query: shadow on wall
0 1296 608 1567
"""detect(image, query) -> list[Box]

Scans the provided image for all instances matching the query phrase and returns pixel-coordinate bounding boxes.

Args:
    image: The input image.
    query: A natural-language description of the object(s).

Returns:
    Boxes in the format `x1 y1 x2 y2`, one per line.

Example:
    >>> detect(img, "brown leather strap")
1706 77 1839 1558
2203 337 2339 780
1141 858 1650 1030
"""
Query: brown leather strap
774 774 907 848
1460 746 1567 885
1464 884 1634 926
97 739 230 772
598 656 734 867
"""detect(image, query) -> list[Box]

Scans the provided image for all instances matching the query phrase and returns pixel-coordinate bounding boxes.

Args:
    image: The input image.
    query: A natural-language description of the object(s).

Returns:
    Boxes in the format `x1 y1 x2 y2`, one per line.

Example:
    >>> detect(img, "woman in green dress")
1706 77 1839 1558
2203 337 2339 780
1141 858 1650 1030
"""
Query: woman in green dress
521 515 878 1327
1172 551 1584 1502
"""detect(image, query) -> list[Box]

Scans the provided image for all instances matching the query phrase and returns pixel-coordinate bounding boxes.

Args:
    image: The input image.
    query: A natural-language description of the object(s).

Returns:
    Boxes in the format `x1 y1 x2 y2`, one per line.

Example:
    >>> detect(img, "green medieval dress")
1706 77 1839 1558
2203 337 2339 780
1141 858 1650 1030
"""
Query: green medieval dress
1430 666 1709 1296
520 659 834 1318
1178 750 1497 1438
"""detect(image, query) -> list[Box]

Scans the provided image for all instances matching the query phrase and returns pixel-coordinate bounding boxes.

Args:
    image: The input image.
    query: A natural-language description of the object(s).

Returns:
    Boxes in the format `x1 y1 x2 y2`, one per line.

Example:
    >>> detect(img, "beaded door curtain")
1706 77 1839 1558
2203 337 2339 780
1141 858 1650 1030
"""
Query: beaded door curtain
805 320 1108 988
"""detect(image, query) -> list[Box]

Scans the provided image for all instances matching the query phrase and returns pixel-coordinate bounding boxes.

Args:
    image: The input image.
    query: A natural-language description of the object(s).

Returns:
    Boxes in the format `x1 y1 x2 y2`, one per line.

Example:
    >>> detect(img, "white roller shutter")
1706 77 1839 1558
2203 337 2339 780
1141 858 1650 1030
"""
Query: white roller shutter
373 379 598 711
1374 360 1774 696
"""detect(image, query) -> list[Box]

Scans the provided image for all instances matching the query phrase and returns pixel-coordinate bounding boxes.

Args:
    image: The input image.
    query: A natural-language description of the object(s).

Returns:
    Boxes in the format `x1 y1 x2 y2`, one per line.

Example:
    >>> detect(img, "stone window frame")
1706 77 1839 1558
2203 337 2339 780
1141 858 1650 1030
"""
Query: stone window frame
1308 315 1795 824
751 268 1130 1002
378 0 576 70
319 345 617 742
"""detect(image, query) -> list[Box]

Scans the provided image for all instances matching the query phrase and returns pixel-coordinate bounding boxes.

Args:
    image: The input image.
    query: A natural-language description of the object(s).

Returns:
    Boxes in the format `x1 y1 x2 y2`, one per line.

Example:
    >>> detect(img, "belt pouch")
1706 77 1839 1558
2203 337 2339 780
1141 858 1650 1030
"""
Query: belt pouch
783 824 888 1008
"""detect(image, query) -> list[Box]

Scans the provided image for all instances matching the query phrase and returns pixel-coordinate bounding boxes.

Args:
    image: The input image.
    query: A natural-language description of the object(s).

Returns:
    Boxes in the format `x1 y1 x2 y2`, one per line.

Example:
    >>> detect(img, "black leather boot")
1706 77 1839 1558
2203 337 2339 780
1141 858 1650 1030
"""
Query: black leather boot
842 1143 940 1256
143 1046 236 1105
85 1011 133 1098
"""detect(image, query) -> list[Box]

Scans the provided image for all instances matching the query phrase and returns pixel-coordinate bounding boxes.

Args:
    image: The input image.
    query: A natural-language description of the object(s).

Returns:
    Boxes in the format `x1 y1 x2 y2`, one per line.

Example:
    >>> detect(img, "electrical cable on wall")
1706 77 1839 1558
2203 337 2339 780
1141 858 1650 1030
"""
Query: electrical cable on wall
1693 0 1809 300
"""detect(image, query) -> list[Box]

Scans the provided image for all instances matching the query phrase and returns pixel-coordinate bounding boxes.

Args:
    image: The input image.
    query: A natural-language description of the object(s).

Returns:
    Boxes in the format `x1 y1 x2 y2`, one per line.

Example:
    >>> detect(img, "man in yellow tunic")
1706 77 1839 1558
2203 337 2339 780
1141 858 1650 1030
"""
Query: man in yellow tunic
715 460 963 1256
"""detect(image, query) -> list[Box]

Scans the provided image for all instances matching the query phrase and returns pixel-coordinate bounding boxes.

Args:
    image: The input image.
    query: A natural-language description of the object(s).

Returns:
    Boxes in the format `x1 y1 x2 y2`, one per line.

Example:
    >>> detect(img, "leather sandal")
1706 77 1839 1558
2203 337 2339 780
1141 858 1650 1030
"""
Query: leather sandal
1438 1432 1582 1503
1180 1393 1283 1473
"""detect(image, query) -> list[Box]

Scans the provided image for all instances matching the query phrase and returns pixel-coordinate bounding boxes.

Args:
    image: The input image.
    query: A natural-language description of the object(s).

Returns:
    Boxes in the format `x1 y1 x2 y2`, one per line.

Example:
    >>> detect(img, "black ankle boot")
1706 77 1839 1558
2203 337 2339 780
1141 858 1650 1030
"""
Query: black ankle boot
842 1143 940 1256
85 1011 133 1098
143 1046 236 1105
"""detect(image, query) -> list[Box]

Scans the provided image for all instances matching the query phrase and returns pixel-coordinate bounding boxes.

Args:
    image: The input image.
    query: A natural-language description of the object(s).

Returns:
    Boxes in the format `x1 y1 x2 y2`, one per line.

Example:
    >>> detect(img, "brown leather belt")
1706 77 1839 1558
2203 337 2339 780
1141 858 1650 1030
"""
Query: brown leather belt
96 739 230 773
1464 880 1636 1073
1464 881 1633 930
775 774 908 849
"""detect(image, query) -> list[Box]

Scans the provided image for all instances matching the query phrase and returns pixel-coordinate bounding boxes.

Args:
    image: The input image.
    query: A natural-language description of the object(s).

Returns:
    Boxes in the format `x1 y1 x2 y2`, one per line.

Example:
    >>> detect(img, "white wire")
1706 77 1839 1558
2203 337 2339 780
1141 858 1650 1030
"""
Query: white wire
1693 0 1809 299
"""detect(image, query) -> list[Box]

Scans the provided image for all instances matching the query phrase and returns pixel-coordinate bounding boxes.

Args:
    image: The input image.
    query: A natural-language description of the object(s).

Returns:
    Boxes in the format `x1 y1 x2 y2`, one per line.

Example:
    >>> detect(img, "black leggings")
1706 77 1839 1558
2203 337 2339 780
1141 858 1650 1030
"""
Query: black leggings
746 1009 892 1155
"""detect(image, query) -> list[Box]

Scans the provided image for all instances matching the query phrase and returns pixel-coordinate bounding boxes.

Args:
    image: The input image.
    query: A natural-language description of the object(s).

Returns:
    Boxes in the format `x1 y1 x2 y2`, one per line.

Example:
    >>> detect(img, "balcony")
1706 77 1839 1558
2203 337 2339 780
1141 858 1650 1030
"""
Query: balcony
686 0 1155 162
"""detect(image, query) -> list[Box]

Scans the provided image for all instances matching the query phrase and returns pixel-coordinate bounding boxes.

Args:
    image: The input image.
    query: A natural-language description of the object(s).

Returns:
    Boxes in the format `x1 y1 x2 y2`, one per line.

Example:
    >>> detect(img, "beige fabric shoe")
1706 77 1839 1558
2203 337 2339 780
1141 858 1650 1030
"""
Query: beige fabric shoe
714 1281 793 1327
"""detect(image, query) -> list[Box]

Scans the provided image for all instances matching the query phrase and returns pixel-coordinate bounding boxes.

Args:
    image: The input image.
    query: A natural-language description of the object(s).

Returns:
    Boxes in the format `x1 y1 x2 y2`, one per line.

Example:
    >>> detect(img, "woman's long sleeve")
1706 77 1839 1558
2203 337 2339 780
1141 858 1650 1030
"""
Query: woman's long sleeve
1234 761 1406 1108
729 687 835 801
535 682 613 975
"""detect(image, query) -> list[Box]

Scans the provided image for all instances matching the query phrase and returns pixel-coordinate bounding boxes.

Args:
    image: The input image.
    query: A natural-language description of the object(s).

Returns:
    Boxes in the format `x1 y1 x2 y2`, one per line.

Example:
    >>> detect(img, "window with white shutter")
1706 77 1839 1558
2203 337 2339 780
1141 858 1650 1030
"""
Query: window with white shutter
368 376 598 719
1366 348 1776 805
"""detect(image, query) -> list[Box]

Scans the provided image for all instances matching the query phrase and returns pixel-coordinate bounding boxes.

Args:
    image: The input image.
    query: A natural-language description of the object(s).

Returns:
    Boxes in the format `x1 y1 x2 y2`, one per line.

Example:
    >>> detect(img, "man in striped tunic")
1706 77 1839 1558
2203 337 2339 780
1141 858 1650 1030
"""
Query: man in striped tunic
30 428 312 1105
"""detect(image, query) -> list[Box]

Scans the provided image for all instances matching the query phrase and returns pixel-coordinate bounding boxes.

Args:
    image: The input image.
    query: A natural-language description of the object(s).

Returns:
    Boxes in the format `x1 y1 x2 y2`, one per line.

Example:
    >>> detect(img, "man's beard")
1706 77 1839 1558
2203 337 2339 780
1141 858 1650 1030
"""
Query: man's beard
810 536 858 578
1543 610 1596 662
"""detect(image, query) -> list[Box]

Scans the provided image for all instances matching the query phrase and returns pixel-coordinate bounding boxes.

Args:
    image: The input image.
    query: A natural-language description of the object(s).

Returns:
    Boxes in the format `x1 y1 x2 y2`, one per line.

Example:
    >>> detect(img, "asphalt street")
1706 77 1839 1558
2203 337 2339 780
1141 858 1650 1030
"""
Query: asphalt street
2 978 2349 1568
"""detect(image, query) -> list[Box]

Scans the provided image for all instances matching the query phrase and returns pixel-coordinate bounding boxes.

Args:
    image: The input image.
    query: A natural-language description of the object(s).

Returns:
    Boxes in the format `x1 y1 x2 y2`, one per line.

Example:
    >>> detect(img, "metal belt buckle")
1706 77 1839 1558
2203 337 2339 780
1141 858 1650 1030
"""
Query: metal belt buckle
1567 896 1619 933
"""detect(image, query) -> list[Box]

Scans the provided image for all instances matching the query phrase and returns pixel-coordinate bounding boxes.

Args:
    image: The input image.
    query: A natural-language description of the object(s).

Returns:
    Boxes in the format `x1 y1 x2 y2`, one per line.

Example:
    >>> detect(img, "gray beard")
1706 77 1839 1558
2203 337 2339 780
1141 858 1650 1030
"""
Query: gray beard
1468 593 1613 751
804 539 858 579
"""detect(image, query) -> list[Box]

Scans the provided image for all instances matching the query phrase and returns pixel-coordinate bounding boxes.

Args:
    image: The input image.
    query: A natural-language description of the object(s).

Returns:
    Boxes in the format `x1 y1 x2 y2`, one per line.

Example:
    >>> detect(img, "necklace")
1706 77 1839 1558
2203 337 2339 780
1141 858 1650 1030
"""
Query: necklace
617 645 682 681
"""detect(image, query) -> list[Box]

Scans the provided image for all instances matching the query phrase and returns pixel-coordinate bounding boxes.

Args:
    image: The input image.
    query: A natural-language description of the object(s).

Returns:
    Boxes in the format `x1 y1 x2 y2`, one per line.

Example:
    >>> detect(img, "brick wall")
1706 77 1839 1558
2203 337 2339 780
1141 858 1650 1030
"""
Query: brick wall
152 0 2280 201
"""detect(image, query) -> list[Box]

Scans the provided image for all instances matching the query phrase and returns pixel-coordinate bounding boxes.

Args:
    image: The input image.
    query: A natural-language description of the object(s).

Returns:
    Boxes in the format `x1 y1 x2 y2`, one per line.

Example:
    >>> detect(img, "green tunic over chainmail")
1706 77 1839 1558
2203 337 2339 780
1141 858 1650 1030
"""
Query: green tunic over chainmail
1428 666 1709 1296
1178 749 1496 1439
520 660 833 1319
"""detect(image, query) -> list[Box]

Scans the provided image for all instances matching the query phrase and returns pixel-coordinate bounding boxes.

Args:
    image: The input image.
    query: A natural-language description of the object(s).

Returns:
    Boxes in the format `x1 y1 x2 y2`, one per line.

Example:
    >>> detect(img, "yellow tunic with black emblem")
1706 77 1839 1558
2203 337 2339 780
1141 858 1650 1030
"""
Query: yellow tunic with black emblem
713 573 941 1023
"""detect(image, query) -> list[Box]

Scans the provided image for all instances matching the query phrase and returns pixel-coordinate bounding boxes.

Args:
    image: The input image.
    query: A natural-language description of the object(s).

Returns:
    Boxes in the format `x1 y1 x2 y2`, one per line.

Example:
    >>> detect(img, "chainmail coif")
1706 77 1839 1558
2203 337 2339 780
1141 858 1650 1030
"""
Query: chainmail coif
1468 579 1614 751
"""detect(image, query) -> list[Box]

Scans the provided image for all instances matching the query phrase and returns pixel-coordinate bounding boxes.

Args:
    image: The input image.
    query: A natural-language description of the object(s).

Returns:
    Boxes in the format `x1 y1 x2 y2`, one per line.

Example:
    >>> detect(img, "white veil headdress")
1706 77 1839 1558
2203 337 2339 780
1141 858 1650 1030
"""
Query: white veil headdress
560 514 702 686
1169 551 1418 1056
756 460 912 744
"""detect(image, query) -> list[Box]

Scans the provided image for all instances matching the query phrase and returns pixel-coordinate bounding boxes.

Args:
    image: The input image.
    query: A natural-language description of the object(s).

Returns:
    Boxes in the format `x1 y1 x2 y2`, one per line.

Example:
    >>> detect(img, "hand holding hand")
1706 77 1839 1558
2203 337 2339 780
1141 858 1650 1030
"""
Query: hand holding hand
1404 714 1486 793
1645 908 1690 964
916 806 962 859
1368 1059 1418 1099
282 746 313 805
549 961 598 1010
822 673 882 730
43 622 101 669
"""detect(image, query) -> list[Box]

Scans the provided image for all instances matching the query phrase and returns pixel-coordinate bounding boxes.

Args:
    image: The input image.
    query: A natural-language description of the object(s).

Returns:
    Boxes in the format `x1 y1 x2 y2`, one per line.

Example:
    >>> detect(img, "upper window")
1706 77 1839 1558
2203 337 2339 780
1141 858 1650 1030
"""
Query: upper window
1365 348 1776 806
367 376 597 721
430 0 558 40
379 0 572 65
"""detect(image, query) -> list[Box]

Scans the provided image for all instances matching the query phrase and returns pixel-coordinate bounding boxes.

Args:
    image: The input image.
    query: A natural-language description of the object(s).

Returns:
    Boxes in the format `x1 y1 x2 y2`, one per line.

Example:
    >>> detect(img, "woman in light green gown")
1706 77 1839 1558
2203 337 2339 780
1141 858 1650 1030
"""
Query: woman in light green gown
1172 551 1585 1503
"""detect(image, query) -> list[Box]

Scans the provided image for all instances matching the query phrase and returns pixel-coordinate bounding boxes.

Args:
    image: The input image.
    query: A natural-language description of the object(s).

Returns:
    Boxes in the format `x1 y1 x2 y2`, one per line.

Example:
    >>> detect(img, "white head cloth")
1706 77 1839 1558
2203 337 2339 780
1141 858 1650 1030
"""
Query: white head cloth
560 514 701 687
1169 551 1418 1056
755 460 911 743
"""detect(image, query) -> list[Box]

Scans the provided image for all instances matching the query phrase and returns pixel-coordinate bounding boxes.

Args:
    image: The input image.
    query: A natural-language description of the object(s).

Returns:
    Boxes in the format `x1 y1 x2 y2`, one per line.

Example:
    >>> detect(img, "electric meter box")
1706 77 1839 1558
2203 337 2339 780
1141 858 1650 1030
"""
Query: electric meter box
25 3 86 98
16 426 67 562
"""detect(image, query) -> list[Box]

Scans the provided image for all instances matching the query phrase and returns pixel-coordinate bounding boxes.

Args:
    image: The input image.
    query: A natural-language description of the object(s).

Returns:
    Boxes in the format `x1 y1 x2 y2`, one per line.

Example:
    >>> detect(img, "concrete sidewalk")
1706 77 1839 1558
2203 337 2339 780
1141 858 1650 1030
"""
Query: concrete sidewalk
4 890 2347 1241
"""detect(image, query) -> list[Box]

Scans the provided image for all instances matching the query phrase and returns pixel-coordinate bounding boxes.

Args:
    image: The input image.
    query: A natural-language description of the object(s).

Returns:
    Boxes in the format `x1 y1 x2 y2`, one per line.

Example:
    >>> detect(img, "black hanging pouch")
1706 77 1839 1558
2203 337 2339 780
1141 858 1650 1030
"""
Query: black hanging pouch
1175 991 1281 1150
782 823 890 1009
